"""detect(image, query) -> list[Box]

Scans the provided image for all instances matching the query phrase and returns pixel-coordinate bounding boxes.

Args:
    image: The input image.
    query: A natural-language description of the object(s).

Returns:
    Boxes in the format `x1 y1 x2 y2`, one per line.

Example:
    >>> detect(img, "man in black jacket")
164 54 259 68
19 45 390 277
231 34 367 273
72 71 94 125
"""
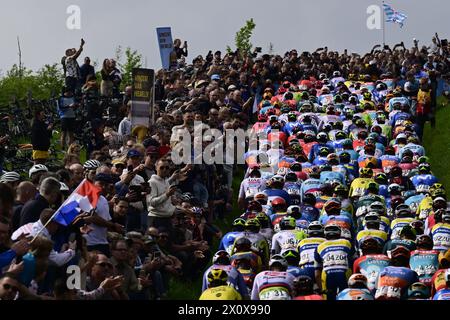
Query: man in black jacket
31 107 53 165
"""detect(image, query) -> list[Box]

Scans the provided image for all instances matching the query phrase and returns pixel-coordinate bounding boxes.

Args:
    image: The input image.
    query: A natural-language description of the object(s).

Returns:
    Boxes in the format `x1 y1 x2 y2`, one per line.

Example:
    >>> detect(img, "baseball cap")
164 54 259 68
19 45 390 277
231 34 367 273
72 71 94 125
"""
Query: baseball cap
211 74 221 81
195 80 208 89
146 146 159 155
396 133 407 140
227 85 237 91
127 149 142 158
111 158 126 166
94 173 113 184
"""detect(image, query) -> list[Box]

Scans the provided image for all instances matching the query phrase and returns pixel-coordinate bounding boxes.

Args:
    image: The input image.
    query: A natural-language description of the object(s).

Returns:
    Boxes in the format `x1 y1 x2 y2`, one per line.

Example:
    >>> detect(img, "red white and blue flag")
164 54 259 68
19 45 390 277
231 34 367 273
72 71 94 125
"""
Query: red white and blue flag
53 179 101 226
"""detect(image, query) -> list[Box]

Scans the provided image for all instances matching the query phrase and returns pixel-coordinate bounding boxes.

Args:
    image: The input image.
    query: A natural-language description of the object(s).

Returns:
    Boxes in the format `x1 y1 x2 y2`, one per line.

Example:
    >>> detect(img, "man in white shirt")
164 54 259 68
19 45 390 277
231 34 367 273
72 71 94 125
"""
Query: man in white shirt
83 174 124 256
118 109 132 139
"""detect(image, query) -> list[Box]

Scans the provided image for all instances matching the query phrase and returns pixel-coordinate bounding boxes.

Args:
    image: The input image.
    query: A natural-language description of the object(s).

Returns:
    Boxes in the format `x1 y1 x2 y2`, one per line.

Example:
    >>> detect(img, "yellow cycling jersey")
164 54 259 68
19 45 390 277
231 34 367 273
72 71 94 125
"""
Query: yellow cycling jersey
199 285 242 300
356 229 388 245
349 178 375 198
416 195 433 220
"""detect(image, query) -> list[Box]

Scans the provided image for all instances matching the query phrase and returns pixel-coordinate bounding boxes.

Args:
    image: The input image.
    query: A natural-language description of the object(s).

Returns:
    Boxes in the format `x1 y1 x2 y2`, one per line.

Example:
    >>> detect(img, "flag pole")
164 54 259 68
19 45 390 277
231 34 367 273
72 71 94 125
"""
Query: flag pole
382 1 386 46
30 179 87 243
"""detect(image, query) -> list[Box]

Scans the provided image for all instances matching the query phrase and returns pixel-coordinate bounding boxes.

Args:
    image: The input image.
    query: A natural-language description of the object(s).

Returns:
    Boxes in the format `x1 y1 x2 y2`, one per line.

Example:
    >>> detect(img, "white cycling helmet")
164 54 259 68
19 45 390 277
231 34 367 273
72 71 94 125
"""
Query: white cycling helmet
83 159 102 170
60 182 70 192
0 171 21 183
29 164 48 178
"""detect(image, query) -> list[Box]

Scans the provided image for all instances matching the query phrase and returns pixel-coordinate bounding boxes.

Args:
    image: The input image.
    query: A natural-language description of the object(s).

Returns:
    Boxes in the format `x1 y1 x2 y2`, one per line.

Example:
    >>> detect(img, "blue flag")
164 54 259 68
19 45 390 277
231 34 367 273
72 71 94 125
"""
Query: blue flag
383 3 407 28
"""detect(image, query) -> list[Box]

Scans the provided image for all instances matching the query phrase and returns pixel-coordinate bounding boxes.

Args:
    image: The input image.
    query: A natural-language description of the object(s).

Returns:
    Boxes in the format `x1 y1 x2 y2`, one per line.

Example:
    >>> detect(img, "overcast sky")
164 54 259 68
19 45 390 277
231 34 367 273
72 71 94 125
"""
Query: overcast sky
0 0 448 75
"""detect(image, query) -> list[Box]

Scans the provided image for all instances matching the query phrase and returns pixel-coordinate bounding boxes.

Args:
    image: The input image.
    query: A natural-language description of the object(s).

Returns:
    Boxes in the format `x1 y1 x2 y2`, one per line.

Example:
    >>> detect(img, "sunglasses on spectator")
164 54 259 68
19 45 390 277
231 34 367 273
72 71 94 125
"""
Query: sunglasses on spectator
3 284 18 292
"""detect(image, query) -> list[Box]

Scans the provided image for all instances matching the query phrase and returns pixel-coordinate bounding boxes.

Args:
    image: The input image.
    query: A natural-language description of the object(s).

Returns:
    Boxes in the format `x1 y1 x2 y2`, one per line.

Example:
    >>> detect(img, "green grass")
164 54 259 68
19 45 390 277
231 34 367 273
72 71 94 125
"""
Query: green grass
167 166 244 300
423 96 450 197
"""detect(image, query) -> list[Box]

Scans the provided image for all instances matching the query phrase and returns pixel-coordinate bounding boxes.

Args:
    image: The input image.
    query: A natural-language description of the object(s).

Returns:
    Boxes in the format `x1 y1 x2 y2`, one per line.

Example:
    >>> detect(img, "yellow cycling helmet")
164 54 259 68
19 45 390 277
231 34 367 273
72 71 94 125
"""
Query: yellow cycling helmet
207 268 228 285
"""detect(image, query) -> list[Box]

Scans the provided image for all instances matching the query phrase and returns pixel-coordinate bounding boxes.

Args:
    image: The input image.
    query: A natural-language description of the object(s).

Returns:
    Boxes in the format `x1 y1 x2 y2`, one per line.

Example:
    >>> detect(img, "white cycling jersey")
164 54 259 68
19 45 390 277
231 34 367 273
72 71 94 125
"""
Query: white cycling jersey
251 271 295 300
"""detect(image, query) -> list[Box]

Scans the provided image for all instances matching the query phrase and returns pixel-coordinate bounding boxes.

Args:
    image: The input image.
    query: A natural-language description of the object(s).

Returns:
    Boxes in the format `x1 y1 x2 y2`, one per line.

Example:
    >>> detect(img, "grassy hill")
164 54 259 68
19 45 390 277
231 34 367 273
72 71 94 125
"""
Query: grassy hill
422 96 450 197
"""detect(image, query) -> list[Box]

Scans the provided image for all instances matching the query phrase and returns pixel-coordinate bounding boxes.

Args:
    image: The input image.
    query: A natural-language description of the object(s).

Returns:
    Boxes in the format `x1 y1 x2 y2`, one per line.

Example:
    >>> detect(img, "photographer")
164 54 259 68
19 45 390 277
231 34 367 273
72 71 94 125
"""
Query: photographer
31 107 53 165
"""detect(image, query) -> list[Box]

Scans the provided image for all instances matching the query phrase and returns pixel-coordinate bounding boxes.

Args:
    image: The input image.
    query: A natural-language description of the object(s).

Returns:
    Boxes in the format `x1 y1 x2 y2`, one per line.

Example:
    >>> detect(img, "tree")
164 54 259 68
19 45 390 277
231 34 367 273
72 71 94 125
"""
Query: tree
227 18 256 57
115 46 143 90
0 63 64 106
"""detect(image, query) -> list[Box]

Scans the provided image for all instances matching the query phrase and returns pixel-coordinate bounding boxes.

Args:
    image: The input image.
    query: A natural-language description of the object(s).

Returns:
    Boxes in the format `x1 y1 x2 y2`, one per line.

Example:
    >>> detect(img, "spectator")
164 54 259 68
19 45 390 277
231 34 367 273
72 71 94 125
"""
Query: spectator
57 87 78 150
11 182 36 232
31 107 53 165
19 177 61 226
110 239 138 297
79 56 95 86
62 38 85 93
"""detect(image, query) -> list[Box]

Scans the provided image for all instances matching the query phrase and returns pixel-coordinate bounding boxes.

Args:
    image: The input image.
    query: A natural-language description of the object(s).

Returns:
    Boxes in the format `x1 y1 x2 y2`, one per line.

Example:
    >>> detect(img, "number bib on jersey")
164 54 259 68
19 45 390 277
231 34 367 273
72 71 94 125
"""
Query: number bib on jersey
375 285 401 299
323 251 348 269
259 286 291 300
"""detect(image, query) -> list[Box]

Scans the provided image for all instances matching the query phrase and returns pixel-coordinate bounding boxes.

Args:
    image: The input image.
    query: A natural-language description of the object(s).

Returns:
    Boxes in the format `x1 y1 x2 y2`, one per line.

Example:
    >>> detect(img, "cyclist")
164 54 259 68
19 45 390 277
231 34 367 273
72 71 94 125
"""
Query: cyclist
292 275 323 300
271 216 306 255
314 225 353 300
409 235 439 286
218 218 245 255
251 255 295 300
202 250 249 299
199 269 242 300
375 246 419 300
336 273 374 300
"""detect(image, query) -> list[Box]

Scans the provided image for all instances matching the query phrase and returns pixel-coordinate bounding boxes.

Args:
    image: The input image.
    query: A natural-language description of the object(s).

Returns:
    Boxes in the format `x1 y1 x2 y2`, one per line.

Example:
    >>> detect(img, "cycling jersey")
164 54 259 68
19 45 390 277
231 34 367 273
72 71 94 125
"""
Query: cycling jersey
383 239 417 256
399 143 425 158
409 249 439 285
300 178 323 200
380 155 400 173
405 194 426 214
350 178 375 198
300 204 320 222
298 237 326 279
433 289 450 300
430 269 449 296
293 294 324 300
431 223 450 251
287 265 304 278
319 214 354 240
320 171 345 185
375 266 419 300
356 230 389 248
353 254 390 291
202 264 249 298
336 288 374 300
232 232 270 264
251 271 295 300
239 177 267 201
271 229 307 255
314 238 353 300
199 285 242 300
265 188 291 206
417 195 433 220
219 231 244 255
410 174 438 193
283 182 302 205
390 217 415 240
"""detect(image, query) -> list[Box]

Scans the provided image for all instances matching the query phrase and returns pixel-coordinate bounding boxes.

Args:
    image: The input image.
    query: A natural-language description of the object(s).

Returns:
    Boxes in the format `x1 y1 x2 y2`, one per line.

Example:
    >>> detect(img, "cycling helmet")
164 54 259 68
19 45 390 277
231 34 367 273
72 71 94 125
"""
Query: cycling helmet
415 234 433 250
317 132 328 143
324 224 341 239
407 282 430 299
279 216 296 230
364 212 381 225
348 273 368 289
323 198 342 214
333 71 341 78
374 172 388 185
303 193 317 206
369 202 386 216
418 156 430 164
270 175 285 189
339 151 351 163
254 192 268 204
269 255 288 270
388 183 402 194
247 200 263 213
319 147 330 157
287 205 301 217
359 167 373 178
282 249 300 265
376 83 387 91
293 275 314 293
212 250 231 265
395 204 413 218
285 172 298 183
360 236 381 253
335 131 347 140
271 197 287 211
232 218 246 230
234 237 252 251
290 162 302 172
60 182 70 192
255 212 270 228
442 211 450 224
334 184 348 196
391 245 411 259
245 219 261 233
83 159 102 170
418 163 431 174
307 221 324 237
0 171 20 183
29 164 49 177
207 268 228 286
